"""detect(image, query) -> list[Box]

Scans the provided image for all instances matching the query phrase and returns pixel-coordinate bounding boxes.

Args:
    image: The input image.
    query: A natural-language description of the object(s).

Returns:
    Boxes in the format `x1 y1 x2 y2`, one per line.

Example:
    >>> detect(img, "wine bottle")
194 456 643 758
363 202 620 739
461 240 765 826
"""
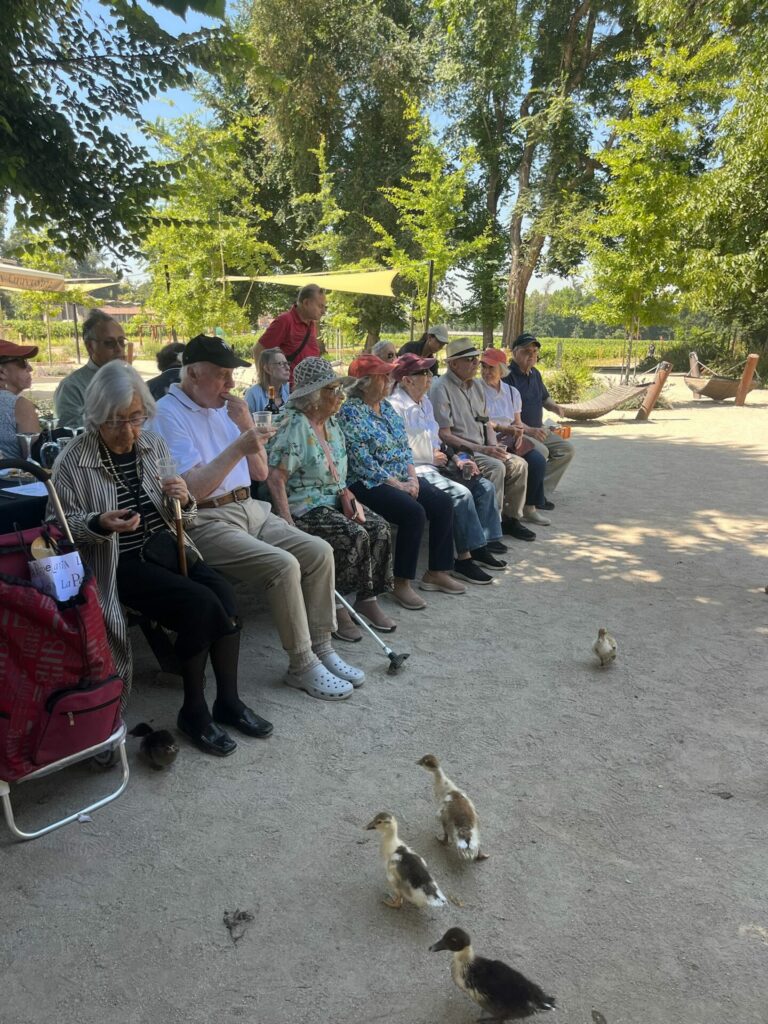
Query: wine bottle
265 386 280 414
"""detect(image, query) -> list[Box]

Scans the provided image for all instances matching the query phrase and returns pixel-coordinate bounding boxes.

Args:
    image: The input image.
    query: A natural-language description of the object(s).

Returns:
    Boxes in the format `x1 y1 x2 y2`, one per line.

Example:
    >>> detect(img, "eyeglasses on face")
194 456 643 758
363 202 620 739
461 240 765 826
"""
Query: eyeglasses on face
407 369 432 377
458 355 479 363
322 384 344 394
96 338 127 350
103 414 147 429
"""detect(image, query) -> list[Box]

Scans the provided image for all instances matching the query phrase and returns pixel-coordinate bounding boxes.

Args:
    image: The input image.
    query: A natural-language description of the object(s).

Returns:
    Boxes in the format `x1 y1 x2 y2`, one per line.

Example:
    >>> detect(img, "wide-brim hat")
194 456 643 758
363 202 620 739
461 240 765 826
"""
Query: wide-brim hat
183 334 250 368
0 339 39 360
445 338 480 361
512 332 541 350
347 354 394 378
480 347 508 369
392 353 436 381
288 356 352 401
427 324 449 345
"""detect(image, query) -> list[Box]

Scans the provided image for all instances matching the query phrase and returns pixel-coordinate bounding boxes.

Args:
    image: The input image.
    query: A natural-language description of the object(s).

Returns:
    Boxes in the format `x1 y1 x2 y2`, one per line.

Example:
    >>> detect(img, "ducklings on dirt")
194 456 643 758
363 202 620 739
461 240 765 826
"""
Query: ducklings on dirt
430 928 555 1022
592 627 617 667
365 811 447 910
129 722 179 770
417 754 488 861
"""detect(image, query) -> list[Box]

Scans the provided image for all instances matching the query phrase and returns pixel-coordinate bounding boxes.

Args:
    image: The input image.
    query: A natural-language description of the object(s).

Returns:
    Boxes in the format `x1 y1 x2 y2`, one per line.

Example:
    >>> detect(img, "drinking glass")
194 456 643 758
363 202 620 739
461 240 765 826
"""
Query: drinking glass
252 411 272 432
16 432 40 464
157 456 177 483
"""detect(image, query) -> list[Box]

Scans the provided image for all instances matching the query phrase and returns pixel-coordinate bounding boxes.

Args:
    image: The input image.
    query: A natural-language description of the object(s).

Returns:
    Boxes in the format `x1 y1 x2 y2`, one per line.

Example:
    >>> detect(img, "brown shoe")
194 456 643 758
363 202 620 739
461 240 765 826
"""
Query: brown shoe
419 571 466 595
392 580 427 610
353 597 397 632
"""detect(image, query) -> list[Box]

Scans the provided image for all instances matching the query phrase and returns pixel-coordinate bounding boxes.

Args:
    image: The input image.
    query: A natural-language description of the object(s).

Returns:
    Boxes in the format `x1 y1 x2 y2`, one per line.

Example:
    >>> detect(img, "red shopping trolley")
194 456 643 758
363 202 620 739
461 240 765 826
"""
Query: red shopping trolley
0 458 129 840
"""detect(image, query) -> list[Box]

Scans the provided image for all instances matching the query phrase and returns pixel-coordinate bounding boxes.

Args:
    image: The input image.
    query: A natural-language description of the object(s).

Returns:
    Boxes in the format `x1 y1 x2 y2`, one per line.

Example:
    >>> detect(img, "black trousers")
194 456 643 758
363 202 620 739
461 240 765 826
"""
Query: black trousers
116 557 238 661
349 477 454 579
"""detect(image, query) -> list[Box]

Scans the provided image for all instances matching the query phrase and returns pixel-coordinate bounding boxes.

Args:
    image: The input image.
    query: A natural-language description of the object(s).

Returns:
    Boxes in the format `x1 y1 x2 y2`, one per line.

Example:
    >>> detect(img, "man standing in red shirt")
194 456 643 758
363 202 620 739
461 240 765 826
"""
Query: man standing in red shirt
253 284 327 384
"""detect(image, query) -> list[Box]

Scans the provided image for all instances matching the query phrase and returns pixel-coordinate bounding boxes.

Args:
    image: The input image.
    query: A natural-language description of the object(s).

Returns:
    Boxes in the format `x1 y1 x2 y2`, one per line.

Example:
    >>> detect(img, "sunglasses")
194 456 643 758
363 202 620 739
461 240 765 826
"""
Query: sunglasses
0 358 33 370
406 369 433 377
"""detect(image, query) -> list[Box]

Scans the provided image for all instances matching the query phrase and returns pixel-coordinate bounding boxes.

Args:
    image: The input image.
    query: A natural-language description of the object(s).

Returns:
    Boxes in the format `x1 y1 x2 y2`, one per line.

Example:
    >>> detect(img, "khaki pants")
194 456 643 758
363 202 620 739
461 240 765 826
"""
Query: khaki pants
189 498 336 656
528 434 575 493
473 452 528 520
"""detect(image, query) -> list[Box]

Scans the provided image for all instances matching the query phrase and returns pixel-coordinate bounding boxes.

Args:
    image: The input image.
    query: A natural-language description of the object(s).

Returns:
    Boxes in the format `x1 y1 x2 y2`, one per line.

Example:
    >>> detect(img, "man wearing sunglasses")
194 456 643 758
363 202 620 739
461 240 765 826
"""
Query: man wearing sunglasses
429 339 535 541
54 309 127 429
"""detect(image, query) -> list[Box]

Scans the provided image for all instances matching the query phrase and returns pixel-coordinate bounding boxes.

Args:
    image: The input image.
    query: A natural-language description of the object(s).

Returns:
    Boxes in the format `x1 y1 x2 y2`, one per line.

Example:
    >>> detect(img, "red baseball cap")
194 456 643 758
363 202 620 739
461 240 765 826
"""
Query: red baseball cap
0 339 38 360
392 353 436 381
347 354 393 378
480 347 508 367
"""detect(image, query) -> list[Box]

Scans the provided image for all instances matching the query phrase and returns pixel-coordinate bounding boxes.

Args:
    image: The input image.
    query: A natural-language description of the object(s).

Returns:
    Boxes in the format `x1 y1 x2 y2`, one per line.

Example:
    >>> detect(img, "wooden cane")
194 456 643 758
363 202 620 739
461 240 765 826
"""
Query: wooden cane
173 498 188 576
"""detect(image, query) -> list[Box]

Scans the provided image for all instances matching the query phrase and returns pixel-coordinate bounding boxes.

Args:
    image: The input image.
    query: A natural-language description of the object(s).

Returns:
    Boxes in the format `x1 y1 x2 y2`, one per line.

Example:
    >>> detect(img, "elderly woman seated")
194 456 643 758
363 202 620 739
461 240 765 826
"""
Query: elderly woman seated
480 348 551 527
371 339 397 364
266 357 396 643
337 353 464 610
245 348 291 414
50 361 273 758
388 353 507 585
0 340 41 458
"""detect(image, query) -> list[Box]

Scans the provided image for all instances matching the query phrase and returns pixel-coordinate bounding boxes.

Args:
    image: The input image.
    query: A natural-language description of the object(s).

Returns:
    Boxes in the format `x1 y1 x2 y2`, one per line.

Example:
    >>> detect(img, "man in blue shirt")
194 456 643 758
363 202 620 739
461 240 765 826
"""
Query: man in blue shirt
505 332 574 506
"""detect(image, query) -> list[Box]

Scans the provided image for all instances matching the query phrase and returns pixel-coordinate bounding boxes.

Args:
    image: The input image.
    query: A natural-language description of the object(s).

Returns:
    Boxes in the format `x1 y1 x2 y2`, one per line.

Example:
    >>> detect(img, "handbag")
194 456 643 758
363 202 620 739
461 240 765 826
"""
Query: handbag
496 429 535 456
312 426 367 524
141 528 199 574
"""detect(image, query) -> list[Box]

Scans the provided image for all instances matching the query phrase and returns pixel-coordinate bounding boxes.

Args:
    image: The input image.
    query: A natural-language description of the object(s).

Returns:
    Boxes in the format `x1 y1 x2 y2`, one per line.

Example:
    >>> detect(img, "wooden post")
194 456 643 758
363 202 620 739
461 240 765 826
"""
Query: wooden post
423 259 435 334
72 303 82 364
636 361 671 421
126 341 134 364
556 339 563 368
735 353 759 406
688 350 700 399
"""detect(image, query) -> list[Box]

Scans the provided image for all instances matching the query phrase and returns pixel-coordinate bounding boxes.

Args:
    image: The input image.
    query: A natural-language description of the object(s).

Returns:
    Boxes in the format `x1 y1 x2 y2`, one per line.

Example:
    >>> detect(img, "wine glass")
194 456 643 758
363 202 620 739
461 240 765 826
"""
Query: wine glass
16 432 40 464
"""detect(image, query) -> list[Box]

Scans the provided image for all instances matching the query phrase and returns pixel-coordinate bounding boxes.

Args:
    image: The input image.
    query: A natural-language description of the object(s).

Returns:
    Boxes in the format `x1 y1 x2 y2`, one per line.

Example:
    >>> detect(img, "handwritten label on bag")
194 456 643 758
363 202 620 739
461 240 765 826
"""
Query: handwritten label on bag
29 551 85 602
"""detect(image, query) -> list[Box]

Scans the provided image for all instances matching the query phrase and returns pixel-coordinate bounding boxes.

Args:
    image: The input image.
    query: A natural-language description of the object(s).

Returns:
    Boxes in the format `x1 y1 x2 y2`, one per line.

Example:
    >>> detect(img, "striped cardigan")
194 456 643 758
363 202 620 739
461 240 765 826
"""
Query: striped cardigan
48 430 199 703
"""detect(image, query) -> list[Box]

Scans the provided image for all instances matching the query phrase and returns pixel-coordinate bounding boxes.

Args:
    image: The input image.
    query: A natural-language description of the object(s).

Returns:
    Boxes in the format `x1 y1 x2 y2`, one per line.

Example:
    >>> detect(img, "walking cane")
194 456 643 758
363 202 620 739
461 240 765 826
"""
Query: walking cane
173 498 188 576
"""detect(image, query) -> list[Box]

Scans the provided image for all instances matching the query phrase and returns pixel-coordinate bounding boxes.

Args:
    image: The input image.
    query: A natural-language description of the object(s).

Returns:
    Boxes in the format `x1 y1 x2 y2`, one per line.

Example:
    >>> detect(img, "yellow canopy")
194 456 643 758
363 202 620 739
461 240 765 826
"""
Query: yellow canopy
0 264 116 294
221 268 398 298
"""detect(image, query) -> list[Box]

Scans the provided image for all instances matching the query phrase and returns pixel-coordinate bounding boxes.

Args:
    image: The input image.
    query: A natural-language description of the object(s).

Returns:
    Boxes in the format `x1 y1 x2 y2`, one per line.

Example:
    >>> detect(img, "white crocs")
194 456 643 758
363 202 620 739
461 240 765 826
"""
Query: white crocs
284 662 354 701
320 651 365 688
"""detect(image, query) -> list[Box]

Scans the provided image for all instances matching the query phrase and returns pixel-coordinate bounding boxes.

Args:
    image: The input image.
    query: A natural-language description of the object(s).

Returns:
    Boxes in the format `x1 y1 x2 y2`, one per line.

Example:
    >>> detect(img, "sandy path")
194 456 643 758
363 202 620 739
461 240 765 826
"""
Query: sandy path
2 379 766 1024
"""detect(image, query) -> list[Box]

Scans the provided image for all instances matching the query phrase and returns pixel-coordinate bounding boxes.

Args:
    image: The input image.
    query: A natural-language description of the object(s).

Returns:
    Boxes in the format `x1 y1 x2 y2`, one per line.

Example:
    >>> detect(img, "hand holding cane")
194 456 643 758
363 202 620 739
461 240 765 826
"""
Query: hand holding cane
159 458 188 577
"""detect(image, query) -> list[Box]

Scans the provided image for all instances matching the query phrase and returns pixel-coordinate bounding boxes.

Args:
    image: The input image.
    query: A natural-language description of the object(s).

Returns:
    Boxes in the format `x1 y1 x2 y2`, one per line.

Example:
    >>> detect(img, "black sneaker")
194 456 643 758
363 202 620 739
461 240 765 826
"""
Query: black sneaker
538 499 555 511
487 540 508 554
470 546 508 569
502 518 536 541
452 559 493 585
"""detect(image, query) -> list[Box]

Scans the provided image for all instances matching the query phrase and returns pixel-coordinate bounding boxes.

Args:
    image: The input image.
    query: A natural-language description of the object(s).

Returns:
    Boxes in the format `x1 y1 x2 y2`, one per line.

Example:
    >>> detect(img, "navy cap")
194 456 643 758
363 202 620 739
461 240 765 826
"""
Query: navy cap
512 332 541 350
182 334 250 368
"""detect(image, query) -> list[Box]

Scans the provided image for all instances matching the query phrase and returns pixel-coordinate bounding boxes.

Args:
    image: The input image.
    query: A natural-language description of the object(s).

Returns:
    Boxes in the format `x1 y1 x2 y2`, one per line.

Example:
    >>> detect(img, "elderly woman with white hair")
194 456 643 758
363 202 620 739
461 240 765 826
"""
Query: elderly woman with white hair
50 360 272 758
267 357 396 642
371 339 397 364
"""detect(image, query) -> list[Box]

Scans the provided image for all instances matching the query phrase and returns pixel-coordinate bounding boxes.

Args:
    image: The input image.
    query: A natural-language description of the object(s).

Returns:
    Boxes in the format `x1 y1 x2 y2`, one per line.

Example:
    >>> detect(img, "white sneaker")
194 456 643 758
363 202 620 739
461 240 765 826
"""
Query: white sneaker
320 651 365 688
522 505 551 526
284 663 354 701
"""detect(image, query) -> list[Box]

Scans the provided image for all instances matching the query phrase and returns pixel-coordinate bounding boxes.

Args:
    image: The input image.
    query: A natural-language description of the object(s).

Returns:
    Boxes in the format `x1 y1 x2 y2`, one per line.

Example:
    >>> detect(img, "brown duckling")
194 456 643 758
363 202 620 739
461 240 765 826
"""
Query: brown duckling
129 722 179 770
365 811 447 910
430 928 555 1021
418 754 488 861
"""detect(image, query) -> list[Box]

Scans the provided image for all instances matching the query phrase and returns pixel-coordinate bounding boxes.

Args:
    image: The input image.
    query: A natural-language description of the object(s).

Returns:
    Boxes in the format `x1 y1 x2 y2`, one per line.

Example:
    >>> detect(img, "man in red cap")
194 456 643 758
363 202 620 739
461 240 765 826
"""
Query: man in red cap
252 284 326 385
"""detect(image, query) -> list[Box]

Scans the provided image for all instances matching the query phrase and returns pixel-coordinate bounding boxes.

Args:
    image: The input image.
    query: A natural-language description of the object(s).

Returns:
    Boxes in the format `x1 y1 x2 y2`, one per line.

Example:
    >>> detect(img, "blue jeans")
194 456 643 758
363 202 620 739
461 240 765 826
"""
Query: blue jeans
417 468 502 553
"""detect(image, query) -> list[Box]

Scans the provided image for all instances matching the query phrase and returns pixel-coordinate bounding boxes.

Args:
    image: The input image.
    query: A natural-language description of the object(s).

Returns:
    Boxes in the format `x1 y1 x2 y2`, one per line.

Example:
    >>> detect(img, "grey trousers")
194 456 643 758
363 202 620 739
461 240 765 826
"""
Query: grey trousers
473 452 528 520
189 498 336 656
528 433 575 493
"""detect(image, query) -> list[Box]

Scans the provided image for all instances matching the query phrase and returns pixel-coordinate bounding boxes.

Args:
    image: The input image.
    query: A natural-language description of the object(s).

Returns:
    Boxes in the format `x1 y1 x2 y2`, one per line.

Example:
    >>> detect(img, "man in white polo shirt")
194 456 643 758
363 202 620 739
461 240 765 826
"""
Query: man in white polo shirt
151 335 364 702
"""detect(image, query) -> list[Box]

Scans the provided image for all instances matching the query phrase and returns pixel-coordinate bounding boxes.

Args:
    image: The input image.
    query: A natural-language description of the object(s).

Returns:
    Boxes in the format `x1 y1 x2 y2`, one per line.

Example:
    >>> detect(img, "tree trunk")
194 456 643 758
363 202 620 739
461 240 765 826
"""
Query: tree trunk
364 329 379 352
503 231 544 346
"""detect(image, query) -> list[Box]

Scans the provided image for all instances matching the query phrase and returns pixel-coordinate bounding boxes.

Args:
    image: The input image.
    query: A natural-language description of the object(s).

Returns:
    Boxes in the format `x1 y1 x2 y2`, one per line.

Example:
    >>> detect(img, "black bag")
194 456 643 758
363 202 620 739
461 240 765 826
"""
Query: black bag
141 529 199 574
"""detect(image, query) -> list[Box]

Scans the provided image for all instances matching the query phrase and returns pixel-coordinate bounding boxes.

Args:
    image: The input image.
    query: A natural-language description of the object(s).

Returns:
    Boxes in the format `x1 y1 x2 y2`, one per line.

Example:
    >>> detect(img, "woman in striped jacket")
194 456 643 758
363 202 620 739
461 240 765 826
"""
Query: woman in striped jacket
50 361 273 758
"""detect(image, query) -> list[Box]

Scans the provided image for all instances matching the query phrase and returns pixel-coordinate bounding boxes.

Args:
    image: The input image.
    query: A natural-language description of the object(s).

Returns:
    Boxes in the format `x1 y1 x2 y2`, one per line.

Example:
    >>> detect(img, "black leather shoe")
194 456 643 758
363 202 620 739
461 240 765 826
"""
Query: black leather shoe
538 499 555 511
501 518 536 541
212 702 274 739
177 713 237 757
487 540 508 554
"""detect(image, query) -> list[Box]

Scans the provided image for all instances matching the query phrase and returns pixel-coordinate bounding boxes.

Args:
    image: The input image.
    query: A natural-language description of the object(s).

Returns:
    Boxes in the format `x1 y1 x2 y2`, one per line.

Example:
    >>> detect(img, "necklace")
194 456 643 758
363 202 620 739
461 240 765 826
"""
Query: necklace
99 440 143 509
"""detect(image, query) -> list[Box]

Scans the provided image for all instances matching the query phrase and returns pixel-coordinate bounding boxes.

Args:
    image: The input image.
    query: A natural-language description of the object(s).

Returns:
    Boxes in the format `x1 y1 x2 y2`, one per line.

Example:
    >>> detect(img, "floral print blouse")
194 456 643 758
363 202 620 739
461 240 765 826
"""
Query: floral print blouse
337 396 413 488
267 406 347 516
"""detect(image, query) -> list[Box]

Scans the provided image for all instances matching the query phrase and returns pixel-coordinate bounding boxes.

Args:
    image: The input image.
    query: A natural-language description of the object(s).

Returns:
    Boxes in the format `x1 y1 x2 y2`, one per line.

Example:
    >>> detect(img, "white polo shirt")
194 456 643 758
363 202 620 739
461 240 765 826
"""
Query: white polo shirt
388 387 441 472
483 380 522 424
151 383 250 498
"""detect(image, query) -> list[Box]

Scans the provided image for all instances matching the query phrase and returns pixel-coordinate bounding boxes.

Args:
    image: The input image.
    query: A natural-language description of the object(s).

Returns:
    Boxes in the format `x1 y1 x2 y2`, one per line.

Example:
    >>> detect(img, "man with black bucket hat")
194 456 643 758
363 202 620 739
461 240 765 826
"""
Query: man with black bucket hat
151 334 365 703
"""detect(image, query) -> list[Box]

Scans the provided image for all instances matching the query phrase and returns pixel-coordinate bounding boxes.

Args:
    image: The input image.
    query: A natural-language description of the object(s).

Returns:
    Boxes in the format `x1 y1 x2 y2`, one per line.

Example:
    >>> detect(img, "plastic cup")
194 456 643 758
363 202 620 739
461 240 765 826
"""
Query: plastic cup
252 411 273 431
157 456 177 482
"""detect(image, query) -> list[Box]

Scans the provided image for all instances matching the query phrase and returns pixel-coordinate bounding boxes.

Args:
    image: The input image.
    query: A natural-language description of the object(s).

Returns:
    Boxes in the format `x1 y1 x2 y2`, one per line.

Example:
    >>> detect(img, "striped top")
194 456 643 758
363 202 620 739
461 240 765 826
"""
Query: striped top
103 447 166 559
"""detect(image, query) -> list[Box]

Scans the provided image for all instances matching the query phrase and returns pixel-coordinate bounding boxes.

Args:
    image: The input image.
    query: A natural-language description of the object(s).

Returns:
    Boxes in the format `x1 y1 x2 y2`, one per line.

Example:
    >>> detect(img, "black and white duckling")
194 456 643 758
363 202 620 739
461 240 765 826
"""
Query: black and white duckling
418 754 488 861
430 928 556 1021
365 811 447 910
129 722 179 770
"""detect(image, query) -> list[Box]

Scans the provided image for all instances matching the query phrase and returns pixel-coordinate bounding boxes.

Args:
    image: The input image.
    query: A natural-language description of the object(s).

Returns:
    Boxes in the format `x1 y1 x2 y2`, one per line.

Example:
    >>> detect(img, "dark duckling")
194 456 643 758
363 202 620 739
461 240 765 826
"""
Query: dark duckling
129 722 179 770
430 928 555 1021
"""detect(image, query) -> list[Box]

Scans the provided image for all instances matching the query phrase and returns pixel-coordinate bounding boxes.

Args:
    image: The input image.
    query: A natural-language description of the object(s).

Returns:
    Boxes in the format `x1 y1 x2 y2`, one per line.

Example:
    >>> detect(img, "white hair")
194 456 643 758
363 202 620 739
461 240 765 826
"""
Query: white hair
83 361 156 431
345 375 375 399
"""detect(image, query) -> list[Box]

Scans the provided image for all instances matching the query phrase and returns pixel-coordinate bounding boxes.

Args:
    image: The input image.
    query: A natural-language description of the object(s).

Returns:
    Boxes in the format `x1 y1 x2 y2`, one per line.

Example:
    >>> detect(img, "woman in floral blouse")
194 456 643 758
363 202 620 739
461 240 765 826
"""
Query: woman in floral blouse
337 354 464 611
267 357 395 642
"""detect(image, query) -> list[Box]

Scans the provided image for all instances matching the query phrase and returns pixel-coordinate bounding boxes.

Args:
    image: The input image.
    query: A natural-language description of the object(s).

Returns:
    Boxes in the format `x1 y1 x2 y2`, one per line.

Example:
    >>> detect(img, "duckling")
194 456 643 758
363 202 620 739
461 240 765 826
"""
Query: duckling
592 627 617 667
417 754 488 861
429 928 555 1022
129 722 179 770
364 811 447 910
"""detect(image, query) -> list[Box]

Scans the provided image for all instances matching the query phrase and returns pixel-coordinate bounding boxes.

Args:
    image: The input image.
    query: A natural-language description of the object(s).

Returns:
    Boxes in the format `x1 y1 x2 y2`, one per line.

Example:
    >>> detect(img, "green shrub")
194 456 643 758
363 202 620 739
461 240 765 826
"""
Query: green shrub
542 362 595 403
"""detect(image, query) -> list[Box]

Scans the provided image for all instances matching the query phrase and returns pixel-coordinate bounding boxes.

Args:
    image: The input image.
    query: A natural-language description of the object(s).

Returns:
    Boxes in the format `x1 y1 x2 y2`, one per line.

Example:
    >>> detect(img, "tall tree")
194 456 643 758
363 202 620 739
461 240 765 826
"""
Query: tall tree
0 0 237 258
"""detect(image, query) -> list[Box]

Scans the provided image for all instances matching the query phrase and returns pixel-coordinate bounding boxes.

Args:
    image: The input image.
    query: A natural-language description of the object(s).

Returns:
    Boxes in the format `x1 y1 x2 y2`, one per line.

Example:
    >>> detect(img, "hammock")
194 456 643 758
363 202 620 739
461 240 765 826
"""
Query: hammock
559 382 653 421
684 354 760 401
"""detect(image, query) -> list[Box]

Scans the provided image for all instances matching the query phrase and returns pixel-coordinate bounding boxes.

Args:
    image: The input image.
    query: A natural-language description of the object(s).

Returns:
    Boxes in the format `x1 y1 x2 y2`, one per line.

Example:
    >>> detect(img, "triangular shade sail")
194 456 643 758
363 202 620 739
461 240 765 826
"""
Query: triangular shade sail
0 265 115 294
222 268 398 298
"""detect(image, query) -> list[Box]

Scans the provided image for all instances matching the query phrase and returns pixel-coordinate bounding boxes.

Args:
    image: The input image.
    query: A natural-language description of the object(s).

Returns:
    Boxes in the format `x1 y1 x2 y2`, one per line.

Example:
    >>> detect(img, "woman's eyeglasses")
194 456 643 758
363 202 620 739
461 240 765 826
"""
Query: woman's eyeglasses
104 414 148 429
322 384 344 394
0 358 32 370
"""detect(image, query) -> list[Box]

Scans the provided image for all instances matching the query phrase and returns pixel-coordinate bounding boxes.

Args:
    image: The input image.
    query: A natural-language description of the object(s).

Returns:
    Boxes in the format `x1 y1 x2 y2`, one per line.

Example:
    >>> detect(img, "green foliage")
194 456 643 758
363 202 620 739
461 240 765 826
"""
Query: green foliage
541 362 595 404
0 0 242 258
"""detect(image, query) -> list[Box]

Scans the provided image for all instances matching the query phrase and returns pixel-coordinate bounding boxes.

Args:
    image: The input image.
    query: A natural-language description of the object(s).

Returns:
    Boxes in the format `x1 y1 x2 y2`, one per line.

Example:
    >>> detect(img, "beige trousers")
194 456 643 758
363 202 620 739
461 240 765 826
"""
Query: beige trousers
473 452 528 520
528 434 575 493
189 498 336 655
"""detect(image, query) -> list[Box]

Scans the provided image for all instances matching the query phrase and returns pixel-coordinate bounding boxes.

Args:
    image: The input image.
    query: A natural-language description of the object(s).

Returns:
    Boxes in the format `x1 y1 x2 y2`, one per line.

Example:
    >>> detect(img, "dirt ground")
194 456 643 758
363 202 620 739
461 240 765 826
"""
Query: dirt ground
2 376 767 1024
